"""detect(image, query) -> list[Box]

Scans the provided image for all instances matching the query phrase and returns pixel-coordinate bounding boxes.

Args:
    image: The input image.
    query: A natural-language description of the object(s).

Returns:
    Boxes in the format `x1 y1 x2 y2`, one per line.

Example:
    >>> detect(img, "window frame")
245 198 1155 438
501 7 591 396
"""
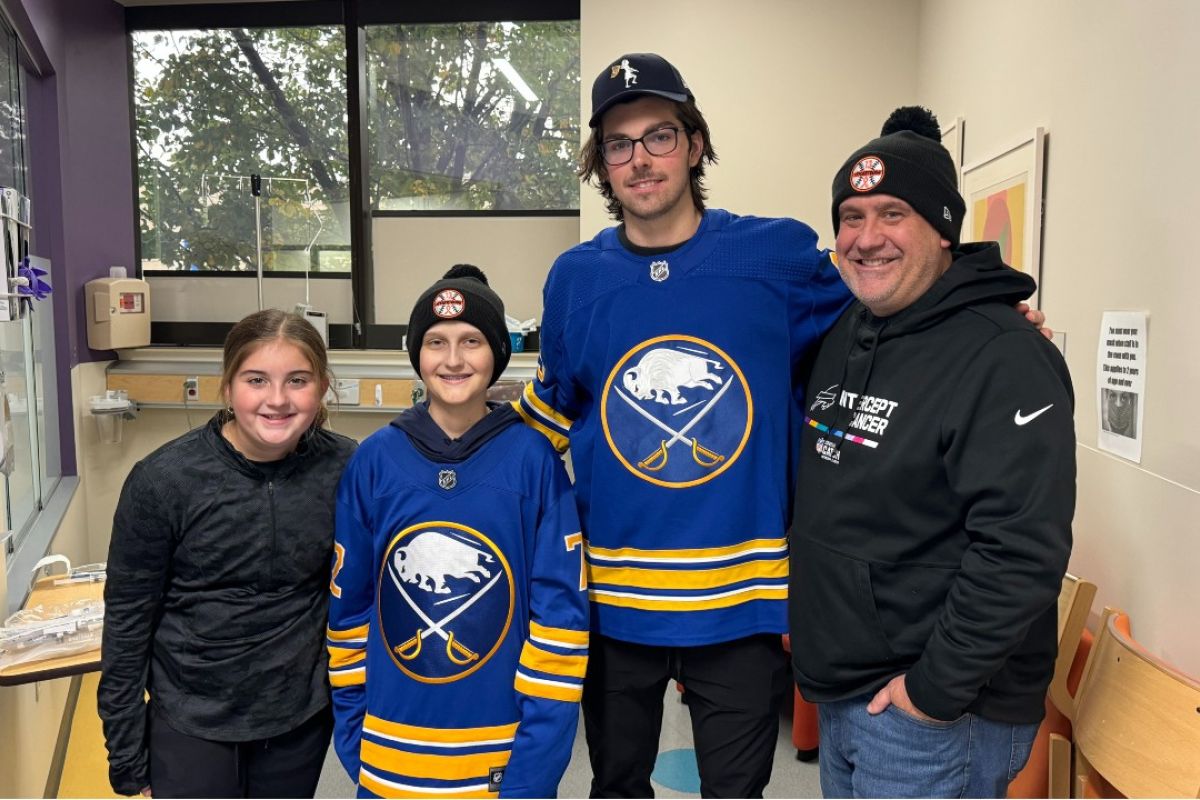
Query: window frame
126 0 581 349
0 11 70 615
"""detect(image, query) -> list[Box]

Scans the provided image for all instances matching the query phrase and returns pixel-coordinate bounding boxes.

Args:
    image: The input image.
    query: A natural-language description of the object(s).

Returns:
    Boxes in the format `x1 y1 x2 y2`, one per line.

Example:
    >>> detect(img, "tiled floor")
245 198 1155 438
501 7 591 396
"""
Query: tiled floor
61 677 821 798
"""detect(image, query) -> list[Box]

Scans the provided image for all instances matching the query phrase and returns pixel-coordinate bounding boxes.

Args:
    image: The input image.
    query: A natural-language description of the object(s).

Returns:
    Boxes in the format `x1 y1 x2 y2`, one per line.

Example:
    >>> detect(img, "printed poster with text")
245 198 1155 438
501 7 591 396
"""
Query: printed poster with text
1096 311 1147 462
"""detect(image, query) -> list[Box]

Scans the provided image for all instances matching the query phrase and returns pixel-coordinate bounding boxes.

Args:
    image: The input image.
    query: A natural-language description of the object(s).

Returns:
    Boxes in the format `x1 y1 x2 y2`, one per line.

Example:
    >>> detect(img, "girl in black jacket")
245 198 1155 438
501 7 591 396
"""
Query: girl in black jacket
99 310 356 798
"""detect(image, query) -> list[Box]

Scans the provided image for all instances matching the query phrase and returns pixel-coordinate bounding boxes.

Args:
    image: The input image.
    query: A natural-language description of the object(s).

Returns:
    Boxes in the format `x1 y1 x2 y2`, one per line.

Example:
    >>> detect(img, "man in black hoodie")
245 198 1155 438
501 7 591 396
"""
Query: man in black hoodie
788 107 1075 799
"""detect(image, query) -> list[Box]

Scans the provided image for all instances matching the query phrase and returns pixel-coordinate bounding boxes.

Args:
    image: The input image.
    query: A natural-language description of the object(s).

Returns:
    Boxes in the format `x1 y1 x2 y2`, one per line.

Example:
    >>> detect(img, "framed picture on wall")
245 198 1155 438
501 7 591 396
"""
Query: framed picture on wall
961 127 1047 306
940 115 965 190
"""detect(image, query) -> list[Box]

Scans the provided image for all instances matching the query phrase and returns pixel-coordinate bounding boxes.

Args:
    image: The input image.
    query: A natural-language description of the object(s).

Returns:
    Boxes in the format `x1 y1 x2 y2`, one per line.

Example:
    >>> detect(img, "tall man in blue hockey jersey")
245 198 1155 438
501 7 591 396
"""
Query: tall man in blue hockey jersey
788 108 1074 798
518 53 852 797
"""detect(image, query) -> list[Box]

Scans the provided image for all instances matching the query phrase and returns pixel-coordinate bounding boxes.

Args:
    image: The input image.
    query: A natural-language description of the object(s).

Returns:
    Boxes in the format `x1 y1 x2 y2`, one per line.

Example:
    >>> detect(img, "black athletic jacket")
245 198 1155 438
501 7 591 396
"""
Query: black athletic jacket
98 414 356 795
789 243 1075 724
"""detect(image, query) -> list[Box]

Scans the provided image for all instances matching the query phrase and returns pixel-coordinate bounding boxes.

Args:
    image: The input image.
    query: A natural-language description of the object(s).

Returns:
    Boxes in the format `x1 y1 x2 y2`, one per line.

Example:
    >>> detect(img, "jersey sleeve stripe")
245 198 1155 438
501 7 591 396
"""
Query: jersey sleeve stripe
327 623 370 642
513 400 570 453
518 640 587 679
329 665 365 687
514 670 584 703
520 380 574 429
528 620 589 648
328 645 367 669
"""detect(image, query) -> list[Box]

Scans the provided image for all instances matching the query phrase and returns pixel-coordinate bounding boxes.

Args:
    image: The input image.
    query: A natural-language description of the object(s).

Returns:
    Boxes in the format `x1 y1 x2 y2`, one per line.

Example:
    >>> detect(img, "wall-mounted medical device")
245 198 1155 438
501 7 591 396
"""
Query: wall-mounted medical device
85 266 152 350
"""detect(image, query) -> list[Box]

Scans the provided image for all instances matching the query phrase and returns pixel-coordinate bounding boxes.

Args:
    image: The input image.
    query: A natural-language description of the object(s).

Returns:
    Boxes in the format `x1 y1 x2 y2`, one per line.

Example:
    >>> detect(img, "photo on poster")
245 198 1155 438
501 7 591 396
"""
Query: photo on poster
1100 388 1137 439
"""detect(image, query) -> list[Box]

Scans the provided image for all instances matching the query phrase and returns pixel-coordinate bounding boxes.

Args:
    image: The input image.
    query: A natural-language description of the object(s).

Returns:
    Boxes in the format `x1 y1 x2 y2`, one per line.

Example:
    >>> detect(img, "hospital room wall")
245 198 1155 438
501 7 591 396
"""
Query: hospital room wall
916 0 1200 674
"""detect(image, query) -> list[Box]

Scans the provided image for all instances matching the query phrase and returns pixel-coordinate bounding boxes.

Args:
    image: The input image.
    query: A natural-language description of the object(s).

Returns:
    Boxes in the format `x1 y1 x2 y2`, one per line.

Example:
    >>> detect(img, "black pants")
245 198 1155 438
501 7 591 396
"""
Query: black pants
583 633 789 798
148 704 333 798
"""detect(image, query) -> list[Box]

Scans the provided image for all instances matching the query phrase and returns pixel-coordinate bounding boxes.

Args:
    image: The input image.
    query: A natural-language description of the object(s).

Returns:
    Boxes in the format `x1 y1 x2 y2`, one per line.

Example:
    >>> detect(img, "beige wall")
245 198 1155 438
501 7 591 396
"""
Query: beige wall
371 216 580 325
77 368 397 567
148 275 355 325
917 0 1200 673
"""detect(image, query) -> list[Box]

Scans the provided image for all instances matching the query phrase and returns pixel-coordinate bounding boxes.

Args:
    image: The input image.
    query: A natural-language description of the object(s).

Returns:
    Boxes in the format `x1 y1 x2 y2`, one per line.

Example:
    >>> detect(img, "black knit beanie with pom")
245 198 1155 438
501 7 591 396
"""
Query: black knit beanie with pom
407 264 511 386
831 106 965 246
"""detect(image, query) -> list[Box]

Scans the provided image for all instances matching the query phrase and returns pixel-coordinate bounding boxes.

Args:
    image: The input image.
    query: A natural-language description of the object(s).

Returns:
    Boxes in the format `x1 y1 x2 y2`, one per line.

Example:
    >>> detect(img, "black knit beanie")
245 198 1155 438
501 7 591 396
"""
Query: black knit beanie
407 264 511 386
831 106 965 246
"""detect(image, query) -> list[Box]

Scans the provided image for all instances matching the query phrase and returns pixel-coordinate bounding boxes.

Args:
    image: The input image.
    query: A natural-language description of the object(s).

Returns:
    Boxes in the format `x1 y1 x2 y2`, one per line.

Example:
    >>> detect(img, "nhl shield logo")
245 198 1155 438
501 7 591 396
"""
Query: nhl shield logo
379 523 514 683
438 469 457 490
649 260 669 282
600 335 753 489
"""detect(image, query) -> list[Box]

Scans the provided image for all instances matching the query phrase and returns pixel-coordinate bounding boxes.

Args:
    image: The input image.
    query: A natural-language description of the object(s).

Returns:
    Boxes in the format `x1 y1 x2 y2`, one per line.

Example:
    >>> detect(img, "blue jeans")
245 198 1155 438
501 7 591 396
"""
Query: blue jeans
817 695 1039 798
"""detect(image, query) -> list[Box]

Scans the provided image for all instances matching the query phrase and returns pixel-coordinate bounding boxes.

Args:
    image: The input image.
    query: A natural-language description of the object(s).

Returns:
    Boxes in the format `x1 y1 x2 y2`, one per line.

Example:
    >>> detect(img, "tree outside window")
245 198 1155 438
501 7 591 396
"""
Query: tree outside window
366 21 580 211
134 27 350 273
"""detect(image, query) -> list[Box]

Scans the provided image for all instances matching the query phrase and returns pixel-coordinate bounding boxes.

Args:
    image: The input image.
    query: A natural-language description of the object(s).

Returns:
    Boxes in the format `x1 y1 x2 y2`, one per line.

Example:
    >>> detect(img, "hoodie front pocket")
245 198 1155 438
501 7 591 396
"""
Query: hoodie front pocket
790 536 898 688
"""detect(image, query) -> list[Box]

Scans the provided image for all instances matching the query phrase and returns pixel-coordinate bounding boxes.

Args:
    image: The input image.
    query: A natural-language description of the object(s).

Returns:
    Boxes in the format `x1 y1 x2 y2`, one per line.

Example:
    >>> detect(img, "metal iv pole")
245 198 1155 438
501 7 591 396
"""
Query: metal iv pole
251 173 263 310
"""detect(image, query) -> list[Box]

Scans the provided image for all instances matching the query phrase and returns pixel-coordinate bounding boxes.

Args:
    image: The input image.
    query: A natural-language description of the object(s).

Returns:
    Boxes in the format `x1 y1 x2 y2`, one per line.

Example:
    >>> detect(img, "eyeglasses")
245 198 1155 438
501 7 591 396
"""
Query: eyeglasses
598 126 686 166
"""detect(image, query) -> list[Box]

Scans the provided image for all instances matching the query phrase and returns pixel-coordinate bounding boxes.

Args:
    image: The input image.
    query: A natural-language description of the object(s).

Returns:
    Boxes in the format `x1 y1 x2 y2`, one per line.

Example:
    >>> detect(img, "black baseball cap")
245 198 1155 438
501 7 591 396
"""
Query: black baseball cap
589 53 693 128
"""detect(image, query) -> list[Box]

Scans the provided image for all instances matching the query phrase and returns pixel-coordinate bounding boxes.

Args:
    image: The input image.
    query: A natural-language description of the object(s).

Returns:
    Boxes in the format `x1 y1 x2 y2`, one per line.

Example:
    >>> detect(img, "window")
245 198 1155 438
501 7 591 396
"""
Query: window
0 13 27 194
127 3 580 347
0 13 62 585
365 21 580 211
133 27 350 274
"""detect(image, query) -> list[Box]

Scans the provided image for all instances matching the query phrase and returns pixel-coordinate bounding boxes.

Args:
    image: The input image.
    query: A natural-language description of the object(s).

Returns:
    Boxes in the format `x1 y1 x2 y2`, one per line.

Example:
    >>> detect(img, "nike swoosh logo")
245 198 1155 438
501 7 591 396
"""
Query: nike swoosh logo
1014 404 1054 426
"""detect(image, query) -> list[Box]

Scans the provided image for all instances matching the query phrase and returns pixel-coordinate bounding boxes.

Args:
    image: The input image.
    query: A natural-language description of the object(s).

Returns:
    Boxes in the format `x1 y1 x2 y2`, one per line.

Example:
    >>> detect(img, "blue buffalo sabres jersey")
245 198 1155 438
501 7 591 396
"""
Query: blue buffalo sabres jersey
518 209 852 647
328 422 589 798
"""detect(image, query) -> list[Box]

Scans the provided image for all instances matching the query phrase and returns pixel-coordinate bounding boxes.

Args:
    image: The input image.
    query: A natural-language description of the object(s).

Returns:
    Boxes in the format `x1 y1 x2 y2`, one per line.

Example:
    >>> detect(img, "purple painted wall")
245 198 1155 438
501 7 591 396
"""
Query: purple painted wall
6 0 137 475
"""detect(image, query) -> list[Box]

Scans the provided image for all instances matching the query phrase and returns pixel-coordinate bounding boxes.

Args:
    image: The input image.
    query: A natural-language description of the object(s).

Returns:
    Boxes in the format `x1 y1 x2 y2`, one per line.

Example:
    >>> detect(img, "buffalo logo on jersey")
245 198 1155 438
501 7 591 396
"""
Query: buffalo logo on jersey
601 335 752 488
378 522 514 683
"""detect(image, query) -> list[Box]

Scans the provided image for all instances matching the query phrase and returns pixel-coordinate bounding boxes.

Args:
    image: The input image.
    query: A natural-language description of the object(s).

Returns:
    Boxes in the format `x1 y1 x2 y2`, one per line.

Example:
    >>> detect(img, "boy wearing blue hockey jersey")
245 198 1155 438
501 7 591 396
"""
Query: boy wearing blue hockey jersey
329 265 589 798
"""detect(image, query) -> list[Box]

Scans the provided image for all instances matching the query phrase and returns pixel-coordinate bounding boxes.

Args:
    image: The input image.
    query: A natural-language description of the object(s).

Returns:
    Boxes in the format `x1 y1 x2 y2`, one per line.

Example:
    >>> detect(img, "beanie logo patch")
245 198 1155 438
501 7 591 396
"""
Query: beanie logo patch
432 289 465 319
850 156 885 192
943 206 953 222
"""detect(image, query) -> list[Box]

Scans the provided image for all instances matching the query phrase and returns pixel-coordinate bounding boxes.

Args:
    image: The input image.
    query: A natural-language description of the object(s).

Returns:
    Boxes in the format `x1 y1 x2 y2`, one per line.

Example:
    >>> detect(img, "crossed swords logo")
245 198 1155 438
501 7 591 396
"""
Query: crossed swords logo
614 372 734 472
387 557 503 666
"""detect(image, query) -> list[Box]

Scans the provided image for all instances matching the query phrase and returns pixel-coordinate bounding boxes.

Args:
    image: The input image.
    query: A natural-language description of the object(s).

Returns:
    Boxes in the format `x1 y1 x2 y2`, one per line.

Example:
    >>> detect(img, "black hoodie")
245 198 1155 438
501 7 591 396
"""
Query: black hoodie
789 243 1075 724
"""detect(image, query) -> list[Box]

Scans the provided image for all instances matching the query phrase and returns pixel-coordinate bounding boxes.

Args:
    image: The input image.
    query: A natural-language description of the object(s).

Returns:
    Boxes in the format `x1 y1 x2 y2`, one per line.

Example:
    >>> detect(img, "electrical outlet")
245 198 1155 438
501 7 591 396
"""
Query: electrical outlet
184 376 200 402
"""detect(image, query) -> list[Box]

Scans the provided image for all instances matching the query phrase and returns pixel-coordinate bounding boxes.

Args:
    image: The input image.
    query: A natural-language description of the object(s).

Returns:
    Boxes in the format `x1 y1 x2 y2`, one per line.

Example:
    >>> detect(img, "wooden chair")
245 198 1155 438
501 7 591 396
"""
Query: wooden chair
1068 607 1200 797
1049 573 1098 716
1009 572 1096 798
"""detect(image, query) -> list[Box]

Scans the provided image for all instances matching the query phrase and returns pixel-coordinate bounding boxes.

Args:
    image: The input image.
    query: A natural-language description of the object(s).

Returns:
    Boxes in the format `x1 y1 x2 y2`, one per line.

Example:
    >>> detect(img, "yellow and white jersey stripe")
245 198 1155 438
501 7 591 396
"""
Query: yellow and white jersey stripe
513 622 588 704
328 623 368 688
357 715 516 798
514 382 572 453
586 537 789 613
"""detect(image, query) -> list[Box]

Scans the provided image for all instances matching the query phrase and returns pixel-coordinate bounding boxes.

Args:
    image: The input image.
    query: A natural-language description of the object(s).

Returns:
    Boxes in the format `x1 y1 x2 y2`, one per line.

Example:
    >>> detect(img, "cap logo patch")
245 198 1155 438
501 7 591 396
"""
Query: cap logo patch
611 58 639 88
943 206 953 221
850 156 885 192
433 289 465 318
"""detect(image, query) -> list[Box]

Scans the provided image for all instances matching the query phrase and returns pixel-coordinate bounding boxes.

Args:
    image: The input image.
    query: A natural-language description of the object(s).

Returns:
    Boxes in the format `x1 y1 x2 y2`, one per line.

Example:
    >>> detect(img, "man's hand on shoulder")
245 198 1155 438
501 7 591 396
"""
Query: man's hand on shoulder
866 673 938 722
1015 301 1054 341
